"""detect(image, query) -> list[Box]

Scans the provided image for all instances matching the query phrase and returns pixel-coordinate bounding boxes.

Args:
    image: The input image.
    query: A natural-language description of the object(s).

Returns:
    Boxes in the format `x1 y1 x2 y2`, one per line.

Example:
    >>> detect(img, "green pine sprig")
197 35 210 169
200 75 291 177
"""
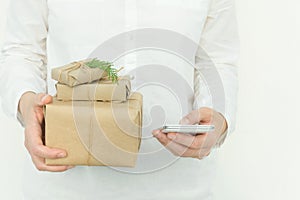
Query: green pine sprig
85 58 118 83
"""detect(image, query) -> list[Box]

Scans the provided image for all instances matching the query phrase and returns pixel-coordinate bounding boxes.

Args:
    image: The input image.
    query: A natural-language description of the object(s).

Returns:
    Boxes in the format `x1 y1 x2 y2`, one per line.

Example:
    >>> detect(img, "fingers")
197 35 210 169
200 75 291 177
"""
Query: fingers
31 144 67 159
27 143 72 172
152 129 203 149
179 107 214 125
165 139 210 159
152 130 170 146
31 155 73 172
152 130 209 159
32 93 53 124
198 107 214 123
167 132 207 149
25 124 71 172
25 127 67 159
35 93 53 107
179 110 201 125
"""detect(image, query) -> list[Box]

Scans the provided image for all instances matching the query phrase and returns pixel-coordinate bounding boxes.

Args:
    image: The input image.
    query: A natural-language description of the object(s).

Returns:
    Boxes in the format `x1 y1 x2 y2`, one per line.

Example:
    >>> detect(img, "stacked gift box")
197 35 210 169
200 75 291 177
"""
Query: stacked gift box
44 59 143 167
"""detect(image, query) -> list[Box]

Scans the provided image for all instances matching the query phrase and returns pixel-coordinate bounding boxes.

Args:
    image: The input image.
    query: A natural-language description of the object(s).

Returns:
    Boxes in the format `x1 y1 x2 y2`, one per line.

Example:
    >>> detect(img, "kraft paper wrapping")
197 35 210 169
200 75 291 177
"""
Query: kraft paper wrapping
55 78 131 101
51 61 107 87
45 92 143 167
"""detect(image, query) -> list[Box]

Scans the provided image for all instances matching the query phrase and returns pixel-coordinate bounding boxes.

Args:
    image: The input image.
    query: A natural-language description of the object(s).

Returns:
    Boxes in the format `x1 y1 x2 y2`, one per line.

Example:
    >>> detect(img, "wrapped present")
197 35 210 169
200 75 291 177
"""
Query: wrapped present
51 59 120 87
46 59 142 167
55 78 131 101
45 92 142 167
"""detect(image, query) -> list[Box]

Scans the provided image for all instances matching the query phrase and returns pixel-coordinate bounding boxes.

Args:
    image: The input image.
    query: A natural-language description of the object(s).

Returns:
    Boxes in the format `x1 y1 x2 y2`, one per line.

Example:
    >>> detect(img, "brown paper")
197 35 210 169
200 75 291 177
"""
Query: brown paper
56 78 131 101
45 93 142 167
51 61 107 87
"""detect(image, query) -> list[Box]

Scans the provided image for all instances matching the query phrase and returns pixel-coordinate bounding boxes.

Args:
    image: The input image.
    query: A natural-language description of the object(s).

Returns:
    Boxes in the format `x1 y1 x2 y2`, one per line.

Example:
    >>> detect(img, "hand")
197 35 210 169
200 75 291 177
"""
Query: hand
19 92 73 172
152 107 227 159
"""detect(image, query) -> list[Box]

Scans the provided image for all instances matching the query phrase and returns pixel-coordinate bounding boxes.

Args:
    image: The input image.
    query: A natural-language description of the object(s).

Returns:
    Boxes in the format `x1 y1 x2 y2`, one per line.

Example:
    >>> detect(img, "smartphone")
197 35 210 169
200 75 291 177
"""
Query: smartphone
160 124 215 135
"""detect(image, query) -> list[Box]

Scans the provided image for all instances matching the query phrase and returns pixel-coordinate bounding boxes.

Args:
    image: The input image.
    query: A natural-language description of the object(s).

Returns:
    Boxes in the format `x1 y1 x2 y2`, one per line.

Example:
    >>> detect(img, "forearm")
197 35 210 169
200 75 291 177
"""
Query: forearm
0 0 48 120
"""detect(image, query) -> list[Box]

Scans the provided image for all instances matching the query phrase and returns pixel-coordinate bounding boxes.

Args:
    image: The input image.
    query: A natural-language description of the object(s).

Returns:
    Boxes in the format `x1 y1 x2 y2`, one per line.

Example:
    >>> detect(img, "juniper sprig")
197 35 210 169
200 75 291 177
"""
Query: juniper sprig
85 58 118 83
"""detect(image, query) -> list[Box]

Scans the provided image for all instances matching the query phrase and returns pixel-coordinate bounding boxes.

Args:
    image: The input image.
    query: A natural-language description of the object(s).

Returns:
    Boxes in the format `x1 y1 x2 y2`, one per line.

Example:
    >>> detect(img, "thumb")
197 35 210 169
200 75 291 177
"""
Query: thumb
35 93 53 106
179 110 201 125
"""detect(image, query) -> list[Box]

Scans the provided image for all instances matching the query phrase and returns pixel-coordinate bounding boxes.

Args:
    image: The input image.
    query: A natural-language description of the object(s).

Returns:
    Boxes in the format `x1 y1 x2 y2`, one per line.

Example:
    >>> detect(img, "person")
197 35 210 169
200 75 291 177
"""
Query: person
0 0 239 199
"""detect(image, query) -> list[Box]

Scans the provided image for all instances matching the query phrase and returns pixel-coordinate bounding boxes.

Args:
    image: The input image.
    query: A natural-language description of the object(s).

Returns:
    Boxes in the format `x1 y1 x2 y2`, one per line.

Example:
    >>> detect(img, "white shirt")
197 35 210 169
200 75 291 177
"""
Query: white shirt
0 0 239 199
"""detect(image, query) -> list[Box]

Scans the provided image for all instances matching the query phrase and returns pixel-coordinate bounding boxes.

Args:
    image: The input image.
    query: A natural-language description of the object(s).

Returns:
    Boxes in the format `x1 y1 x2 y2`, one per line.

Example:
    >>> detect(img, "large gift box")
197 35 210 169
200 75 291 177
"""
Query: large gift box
45 60 142 167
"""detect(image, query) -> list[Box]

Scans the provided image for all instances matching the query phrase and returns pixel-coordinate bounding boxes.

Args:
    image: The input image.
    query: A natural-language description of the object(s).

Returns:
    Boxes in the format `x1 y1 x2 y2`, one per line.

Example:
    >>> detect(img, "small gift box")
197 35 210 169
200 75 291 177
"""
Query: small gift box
55 78 131 102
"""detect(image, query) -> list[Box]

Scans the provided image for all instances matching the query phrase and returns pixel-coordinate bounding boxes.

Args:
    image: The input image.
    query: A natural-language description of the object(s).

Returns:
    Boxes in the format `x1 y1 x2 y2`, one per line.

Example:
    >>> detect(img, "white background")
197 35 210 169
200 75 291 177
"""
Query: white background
0 0 299 199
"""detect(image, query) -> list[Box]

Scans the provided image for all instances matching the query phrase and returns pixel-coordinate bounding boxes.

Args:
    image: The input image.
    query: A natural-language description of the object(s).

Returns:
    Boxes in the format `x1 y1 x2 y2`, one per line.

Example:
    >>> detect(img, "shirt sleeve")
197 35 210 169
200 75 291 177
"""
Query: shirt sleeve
193 0 240 146
0 0 48 122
